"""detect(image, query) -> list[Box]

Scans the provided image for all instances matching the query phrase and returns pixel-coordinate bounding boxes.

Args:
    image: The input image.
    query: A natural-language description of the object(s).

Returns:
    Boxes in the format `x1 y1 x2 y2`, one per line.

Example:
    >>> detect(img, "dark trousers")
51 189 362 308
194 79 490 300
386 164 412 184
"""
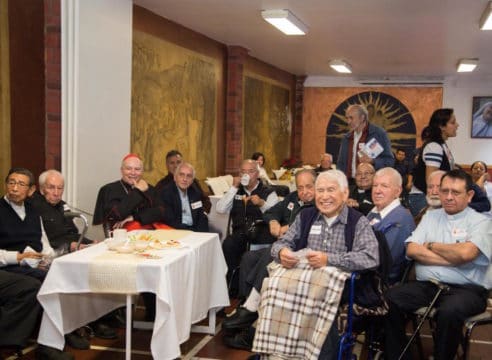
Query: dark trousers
384 280 488 360
0 270 42 347
238 247 272 299
222 232 249 289
2 265 47 282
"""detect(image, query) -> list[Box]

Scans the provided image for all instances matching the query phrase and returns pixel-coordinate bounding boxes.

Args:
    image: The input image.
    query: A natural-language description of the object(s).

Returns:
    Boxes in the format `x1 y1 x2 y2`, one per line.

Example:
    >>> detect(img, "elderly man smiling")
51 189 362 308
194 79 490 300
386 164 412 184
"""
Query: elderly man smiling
252 170 379 360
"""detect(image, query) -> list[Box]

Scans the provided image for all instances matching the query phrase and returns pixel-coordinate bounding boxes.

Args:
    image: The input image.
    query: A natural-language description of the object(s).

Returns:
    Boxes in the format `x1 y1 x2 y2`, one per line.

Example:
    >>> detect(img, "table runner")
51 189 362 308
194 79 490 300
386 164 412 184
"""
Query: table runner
88 252 144 293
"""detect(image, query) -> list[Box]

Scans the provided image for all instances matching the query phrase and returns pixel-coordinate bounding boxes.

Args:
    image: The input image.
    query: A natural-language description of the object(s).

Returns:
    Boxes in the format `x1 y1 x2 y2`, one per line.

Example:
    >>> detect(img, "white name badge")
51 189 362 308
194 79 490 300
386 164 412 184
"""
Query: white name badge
451 227 467 241
191 201 203 210
309 225 322 235
234 195 244 201
287 202 295 211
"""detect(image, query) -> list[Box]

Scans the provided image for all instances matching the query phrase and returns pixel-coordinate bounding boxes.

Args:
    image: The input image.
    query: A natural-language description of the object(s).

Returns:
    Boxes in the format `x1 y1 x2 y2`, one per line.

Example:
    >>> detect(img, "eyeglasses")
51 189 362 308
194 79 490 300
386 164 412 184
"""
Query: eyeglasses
439 188 466 197
6 180 30 188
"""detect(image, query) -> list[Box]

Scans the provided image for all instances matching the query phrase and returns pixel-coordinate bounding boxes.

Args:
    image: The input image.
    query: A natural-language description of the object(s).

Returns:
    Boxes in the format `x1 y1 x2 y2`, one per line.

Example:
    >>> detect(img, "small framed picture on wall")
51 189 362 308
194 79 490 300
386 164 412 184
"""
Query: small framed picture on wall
471 96 492 138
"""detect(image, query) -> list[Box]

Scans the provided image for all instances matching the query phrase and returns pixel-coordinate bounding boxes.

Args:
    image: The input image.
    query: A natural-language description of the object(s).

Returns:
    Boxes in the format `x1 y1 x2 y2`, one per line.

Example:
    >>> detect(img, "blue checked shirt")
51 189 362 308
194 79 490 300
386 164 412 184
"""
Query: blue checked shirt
271 205 379 271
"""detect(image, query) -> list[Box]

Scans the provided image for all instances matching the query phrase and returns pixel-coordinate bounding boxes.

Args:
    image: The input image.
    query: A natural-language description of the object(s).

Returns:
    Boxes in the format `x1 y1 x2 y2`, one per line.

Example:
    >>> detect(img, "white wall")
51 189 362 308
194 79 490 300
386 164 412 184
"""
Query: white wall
305 75 492 166
62 0 133 239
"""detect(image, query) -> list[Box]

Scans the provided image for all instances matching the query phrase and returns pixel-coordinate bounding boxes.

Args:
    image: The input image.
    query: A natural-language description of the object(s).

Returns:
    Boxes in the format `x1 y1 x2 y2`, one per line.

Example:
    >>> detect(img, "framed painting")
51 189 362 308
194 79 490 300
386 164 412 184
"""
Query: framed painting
471 96 492 138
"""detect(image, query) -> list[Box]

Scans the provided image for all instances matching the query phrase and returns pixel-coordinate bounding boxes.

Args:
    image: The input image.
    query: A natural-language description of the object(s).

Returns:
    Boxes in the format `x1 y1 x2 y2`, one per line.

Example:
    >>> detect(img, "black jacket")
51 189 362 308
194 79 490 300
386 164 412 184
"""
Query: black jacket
159 182 209 232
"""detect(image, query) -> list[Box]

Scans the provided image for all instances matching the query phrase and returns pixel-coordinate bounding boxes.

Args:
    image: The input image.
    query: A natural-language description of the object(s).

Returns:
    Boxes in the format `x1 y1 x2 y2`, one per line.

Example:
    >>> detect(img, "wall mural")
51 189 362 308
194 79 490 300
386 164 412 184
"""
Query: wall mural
131 31 219 185
326 91 416 163
243 75 291 173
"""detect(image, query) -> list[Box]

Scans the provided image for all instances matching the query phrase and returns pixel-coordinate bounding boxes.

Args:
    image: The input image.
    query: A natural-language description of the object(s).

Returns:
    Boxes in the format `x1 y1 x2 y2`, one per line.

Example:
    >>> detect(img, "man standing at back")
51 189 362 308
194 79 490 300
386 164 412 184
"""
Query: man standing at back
337 104 393 185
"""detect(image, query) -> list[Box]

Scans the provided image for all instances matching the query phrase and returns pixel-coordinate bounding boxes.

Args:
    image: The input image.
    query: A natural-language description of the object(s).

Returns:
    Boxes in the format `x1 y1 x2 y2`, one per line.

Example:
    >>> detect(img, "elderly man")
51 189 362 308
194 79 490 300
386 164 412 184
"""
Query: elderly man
337 104 394 184
314 153 334 174
29 170 117 344
367 167 415 283
0 168 73 359
222 170 316 350
0 168 54 281
384 169 492 360
252 170 379 360
155 149 211 213
216 159 279 290
160 162 208 232
29 170 93 252
93 154 165 234
347 162 375 215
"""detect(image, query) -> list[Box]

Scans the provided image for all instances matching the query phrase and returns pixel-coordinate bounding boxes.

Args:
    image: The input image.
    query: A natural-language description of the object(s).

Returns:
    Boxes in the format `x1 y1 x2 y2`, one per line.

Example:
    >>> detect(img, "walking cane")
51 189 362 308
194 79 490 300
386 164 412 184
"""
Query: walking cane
397 279 450 360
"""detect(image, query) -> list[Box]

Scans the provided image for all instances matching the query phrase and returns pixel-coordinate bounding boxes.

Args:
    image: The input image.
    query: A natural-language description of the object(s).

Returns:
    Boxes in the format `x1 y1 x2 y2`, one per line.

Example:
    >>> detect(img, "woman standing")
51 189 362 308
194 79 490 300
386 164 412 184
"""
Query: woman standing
409 108 459 216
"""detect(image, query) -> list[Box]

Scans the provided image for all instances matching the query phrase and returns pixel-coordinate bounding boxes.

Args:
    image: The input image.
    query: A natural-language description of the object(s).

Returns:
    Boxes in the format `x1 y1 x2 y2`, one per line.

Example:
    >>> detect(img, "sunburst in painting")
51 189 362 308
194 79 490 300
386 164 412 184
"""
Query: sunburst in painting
326 91 416 163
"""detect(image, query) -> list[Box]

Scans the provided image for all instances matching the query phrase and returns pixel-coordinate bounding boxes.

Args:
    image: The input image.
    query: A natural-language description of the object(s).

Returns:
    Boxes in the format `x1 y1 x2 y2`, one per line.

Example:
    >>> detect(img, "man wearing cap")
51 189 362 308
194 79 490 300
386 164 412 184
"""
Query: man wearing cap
93 154 165 234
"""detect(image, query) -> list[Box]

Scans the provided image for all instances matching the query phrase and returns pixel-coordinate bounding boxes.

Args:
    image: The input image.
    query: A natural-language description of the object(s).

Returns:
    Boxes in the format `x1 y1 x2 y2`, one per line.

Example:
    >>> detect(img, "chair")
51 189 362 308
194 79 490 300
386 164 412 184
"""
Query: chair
411 292 492 360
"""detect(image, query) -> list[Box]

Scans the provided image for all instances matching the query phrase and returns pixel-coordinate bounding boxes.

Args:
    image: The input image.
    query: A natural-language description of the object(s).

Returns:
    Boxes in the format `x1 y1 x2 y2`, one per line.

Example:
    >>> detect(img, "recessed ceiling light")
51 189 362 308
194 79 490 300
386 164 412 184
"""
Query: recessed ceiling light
480 1 492 30
457 59 478 72
261 9 308 35
329 60 352 74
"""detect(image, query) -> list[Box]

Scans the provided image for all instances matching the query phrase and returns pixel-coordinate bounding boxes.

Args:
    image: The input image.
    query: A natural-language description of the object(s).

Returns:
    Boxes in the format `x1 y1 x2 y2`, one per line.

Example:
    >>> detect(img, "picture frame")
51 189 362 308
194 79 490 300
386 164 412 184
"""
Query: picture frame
471 96 492 138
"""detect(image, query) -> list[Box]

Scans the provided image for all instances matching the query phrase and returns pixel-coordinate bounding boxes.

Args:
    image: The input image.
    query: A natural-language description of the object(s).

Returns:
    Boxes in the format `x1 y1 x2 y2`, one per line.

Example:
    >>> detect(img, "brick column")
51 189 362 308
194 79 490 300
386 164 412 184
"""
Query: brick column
44 0 61 170
224 46 248 174
292 75 306 160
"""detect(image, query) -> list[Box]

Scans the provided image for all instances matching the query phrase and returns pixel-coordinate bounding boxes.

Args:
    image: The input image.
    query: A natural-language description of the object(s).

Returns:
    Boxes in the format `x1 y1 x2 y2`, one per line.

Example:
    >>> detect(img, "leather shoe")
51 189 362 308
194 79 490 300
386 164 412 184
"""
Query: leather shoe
222 307 258 330
90 322 118 340
223 327 255 351
65 330 89 350
36 345 74 360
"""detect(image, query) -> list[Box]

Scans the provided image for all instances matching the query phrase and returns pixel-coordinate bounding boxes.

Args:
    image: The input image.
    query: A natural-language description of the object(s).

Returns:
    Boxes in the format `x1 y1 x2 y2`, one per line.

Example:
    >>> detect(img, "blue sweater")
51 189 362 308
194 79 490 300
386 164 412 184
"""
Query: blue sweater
371 204 415 283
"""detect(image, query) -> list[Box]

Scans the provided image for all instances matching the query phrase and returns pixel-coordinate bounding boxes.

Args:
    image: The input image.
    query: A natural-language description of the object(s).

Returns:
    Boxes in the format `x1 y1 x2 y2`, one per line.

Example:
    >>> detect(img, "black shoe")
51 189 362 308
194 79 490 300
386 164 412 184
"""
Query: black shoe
36 345 74 360
90 322 118 340
103 308 127 329
222 307 258 330
247 355 260 360
65 330 90 350
223 327 255 351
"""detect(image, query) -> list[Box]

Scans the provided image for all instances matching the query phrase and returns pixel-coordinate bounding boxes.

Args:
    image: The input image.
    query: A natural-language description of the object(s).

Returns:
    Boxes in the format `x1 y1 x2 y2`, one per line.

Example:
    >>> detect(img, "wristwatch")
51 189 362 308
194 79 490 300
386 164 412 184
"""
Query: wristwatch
427 242 434 251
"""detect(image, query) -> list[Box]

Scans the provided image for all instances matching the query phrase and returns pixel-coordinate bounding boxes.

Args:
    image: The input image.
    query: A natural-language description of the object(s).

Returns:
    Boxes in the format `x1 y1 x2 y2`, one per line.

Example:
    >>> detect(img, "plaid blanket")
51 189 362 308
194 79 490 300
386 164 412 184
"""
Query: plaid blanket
252 261 349 360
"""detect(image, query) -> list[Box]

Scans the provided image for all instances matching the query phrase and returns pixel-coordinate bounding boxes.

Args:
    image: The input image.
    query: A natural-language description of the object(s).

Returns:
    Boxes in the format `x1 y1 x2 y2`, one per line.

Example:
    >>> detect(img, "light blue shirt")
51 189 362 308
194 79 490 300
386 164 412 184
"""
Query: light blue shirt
406 207 492 287
179 190 193 226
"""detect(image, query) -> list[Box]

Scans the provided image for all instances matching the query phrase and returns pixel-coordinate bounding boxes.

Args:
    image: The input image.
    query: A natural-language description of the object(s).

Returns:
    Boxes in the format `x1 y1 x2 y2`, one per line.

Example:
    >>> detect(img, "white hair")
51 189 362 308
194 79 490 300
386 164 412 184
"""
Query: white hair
39 169 64 187
315 169 348 191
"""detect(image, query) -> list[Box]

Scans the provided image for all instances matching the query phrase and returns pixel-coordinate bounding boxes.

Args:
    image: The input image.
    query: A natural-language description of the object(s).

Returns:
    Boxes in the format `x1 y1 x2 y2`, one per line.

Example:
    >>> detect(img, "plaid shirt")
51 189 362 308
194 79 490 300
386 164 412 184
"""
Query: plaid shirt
271 205 379 271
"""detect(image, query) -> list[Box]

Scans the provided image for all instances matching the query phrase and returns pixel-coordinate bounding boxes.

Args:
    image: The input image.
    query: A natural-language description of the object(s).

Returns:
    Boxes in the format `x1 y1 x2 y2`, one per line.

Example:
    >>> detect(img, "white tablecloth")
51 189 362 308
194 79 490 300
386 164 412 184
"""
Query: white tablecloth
37 232 229 360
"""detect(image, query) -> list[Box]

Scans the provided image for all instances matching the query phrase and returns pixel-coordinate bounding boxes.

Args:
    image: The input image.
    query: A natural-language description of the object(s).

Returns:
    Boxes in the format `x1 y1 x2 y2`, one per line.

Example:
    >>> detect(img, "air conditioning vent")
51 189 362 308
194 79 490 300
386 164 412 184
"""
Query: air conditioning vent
357 76 444 86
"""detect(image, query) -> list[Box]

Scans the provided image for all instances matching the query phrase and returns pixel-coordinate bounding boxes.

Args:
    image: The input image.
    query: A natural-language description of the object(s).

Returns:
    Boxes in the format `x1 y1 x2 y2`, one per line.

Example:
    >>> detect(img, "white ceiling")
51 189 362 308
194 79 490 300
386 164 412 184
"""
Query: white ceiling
133 0 492 80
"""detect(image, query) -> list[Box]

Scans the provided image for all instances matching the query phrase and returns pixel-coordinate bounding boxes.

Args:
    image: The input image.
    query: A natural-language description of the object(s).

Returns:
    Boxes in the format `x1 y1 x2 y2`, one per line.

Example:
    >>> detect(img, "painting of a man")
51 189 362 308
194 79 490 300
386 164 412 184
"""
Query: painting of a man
471 99 492 138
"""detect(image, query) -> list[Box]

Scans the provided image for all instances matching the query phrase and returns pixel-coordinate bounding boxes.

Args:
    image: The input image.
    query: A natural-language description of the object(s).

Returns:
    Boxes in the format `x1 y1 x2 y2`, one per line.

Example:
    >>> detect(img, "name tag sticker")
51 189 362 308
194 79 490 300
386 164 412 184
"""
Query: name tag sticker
234 195 243 201
309 225 322 235
452 227 467 241
287 202 294 211
191 201 203 210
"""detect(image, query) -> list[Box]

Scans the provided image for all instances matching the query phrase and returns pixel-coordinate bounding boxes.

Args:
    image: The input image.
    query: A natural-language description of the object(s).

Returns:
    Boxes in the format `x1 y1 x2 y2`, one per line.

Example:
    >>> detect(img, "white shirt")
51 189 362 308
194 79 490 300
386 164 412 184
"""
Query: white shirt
216 181 279 214
0 196 55 267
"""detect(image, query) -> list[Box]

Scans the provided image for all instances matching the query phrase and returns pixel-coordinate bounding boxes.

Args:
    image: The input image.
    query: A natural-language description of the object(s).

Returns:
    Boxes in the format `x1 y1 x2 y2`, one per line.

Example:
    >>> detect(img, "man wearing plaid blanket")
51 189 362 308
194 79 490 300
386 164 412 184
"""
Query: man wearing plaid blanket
252 170 379 360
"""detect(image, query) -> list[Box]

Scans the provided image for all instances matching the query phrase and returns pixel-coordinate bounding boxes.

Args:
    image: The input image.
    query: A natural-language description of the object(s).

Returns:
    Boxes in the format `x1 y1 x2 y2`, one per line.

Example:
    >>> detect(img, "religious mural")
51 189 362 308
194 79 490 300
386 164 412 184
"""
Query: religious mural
326 91 417 163
243 75 291 173
131 31 219 184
